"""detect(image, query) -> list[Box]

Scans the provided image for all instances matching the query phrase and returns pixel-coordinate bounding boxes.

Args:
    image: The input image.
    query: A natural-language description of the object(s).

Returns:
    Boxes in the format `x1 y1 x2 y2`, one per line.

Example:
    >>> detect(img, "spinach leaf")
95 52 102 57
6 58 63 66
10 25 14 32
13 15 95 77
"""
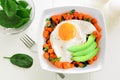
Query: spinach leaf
4 53 33 68
22 18 29 24
18 0 28 8
16 8 30 18
0 10 24 28
0 0 6 9
27 8 32 14
2 0 17 17
0 0 31 28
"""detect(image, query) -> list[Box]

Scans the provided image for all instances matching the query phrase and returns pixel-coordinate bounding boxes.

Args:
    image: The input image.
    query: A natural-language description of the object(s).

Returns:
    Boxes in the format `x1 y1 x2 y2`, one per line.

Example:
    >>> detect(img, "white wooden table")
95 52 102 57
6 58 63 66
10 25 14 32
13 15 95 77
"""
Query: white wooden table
0 0 120 80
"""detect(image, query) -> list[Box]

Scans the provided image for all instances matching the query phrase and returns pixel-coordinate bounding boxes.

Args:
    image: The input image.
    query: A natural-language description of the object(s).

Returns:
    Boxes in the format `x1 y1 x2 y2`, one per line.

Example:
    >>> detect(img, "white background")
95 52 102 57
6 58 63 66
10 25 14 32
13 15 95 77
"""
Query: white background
0 0 120 80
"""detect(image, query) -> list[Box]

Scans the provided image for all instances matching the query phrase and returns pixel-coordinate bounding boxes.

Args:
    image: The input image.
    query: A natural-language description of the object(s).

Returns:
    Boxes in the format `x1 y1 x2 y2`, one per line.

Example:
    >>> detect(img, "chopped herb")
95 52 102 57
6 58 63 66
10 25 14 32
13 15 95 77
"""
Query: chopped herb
46 18 51 21
74 64 79 67
43 46 49 52
51 23 55 28
60 16 65 22
84 18 91 22
50 18 55 28
69 9 75 14
45 18 55 28
81 61 88 68
49 57 61 62
46 21 51 27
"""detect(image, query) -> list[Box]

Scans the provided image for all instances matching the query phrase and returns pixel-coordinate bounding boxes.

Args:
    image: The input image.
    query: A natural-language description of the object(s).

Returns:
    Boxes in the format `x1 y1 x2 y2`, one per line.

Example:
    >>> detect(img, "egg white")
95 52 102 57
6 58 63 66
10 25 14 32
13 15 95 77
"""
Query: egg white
50 20 96 62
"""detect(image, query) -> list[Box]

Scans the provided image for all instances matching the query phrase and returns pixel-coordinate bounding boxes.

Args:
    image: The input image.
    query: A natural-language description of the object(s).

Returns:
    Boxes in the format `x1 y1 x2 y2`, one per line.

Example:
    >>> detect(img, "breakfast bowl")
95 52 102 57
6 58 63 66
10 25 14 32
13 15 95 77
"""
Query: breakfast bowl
0 0 35 35
38 6 106 74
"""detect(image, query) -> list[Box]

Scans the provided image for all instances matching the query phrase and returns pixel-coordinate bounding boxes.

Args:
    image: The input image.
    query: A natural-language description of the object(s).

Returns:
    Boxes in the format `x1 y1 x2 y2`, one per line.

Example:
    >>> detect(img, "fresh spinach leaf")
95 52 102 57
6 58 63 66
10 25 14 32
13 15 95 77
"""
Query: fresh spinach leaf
16 8 30 18
12 0 18 4
22 18 29 24
18 0 28 8
0 10 24 28
0 0 31 28
4 53 33 68
27 8 32 14
17 4 24 10
0 0 6 9
3 0 17 17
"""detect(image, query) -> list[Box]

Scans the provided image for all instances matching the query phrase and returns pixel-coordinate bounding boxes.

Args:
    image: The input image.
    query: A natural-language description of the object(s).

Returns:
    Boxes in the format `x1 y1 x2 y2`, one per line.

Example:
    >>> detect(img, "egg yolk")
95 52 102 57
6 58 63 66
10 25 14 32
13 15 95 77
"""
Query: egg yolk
58 23 76 41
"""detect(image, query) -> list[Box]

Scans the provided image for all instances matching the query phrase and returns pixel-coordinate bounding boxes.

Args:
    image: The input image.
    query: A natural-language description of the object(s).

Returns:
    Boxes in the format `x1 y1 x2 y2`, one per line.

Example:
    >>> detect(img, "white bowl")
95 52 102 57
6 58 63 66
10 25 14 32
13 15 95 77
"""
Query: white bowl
37 6 106 74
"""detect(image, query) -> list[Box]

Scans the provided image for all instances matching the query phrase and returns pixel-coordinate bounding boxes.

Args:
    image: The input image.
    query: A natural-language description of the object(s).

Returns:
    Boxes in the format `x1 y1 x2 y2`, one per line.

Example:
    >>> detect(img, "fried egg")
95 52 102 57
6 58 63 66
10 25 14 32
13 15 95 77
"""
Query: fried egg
50 20 96 62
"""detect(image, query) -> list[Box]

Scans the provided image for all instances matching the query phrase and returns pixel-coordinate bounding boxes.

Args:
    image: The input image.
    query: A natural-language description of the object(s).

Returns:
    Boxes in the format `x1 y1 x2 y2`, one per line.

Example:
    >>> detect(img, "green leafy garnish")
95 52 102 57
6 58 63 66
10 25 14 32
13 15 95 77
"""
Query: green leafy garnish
49 57 61 62
4 53 33 68
81 61 88 68
50 19 55 28
43 46 49 52
60 16 65 22
69 9 75 14
46 18 51 21
45 18 55 28
84 18 91 22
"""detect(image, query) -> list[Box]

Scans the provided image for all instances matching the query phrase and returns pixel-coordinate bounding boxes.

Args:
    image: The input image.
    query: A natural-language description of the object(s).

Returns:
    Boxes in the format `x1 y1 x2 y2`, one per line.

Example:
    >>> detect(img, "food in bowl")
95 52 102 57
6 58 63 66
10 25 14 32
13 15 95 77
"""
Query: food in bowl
42 9 102 69
0 0 32 28
0 0 34 34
